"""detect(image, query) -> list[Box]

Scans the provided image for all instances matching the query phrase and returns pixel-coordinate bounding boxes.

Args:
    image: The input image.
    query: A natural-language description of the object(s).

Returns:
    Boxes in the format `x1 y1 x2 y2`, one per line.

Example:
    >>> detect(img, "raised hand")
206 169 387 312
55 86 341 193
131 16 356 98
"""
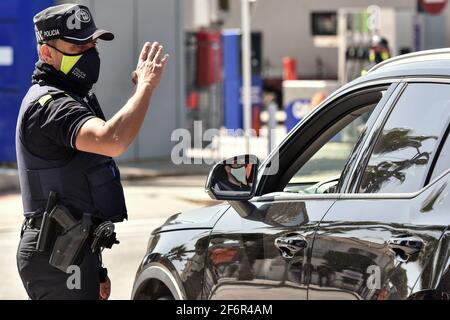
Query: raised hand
133 41 169 91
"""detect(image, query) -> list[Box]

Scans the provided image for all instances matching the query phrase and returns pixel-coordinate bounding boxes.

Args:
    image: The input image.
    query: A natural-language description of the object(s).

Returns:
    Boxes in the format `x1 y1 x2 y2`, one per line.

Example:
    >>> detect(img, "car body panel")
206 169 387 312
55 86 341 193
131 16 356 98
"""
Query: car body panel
203 198 337 300
151 204 230 233
132 228 212 300
308 171 450 299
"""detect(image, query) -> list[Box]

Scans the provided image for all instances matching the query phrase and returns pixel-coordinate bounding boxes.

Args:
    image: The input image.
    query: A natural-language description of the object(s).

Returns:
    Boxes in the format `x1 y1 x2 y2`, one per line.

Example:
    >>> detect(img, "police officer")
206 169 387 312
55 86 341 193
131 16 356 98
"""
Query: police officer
16 4 169 300
361 35 391 76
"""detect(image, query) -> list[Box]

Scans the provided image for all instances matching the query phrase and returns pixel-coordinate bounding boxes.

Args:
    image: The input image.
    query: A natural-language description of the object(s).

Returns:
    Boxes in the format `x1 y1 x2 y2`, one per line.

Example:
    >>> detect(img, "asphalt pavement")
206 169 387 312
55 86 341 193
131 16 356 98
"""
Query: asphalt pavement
0 175 219 300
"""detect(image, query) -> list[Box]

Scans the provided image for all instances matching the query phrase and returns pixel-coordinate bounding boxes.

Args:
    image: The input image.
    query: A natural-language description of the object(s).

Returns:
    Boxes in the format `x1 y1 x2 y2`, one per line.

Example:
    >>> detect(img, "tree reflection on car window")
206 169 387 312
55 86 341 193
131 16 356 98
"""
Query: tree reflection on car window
359 127 437 193
359 83 450 194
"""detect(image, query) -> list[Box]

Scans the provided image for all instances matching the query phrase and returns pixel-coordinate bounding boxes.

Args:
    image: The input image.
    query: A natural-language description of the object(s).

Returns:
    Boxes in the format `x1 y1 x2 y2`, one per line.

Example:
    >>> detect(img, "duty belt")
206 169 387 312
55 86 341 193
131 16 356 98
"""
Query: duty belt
23 216 44 230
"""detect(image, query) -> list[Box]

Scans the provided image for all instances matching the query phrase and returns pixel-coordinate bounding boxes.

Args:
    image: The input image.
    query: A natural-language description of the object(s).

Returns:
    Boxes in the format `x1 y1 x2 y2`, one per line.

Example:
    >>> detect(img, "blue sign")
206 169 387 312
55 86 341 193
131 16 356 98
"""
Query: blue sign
0 0 54 161
285 99 311 132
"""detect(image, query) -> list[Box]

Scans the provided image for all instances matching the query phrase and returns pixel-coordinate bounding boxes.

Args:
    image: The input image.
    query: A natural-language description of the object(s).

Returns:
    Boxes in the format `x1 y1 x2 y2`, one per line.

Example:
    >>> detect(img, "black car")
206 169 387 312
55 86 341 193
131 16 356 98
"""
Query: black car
131 49 450 300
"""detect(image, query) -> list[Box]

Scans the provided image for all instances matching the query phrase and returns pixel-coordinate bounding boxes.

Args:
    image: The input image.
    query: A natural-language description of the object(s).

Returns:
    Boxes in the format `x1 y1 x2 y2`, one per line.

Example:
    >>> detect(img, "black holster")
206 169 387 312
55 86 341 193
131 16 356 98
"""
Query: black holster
49 205 92 272
35 191 119 272
36 192 92 272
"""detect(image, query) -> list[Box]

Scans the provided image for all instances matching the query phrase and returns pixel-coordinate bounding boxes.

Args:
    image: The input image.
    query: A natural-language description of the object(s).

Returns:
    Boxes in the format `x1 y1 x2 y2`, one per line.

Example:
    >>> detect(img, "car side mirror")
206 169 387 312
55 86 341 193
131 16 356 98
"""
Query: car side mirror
205 154 259 201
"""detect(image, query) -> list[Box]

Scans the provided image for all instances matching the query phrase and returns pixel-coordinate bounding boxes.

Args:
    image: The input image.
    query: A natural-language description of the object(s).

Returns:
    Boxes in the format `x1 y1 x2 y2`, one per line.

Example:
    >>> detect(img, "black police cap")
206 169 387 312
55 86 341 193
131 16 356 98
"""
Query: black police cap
34 4 114 45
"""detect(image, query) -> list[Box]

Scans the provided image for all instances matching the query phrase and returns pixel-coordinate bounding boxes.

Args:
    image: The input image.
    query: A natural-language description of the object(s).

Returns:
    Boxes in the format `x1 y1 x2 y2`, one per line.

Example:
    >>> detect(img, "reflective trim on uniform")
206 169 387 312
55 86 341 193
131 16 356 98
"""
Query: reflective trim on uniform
38 94 53 107
60 54 82 74
369 51 376 63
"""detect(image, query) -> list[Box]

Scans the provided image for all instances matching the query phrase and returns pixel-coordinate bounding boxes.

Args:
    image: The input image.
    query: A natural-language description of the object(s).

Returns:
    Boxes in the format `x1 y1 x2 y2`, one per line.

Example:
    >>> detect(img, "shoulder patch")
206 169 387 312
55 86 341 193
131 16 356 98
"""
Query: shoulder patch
38 94 53 107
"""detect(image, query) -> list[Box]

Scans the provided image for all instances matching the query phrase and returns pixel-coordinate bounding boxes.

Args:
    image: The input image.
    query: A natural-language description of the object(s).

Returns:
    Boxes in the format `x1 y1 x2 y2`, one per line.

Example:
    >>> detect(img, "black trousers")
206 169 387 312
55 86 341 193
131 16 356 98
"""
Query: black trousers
16 226 100 300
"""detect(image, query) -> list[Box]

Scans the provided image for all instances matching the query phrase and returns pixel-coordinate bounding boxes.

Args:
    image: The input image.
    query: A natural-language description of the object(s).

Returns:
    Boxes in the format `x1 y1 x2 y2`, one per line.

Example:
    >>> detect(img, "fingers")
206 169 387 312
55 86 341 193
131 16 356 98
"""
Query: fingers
100 284 111 300
135 41 169 88
153 45 163 63
160 54 170 65
139 42 151 62
147 41 159 62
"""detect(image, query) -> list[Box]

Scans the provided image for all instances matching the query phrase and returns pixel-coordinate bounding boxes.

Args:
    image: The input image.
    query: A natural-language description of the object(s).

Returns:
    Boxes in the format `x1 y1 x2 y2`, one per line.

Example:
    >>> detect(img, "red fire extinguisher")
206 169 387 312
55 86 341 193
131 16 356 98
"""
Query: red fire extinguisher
196 30 222 87
283 57 297 80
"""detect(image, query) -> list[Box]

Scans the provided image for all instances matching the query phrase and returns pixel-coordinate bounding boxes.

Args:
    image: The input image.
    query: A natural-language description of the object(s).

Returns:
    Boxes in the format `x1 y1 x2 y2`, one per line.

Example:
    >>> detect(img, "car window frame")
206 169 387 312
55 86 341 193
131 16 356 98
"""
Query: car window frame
337 83 402 193
428 124 450 184
349 79 450 194
255 80 401 197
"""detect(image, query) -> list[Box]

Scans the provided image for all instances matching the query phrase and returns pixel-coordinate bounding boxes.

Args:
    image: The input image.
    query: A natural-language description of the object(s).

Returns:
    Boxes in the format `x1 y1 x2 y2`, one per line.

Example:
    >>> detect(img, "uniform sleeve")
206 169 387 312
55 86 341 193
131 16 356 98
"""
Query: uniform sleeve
39 97 97 150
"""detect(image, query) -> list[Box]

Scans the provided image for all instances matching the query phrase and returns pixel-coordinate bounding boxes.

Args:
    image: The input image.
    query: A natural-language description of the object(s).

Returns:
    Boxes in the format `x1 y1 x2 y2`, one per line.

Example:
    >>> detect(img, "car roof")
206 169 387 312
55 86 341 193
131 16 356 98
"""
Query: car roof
368 47 450 73
337 48 450 94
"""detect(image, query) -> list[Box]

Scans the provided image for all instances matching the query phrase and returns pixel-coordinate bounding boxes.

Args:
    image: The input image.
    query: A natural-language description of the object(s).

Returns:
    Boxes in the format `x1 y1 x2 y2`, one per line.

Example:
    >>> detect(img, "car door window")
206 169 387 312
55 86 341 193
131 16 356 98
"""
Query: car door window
282 87 391 195
285 110 374 194
358 83 450 194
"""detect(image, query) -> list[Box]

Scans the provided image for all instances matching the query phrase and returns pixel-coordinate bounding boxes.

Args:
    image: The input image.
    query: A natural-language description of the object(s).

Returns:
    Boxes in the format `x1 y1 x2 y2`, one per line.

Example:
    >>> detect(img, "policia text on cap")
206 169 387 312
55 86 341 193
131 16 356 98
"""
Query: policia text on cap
15 4 169 300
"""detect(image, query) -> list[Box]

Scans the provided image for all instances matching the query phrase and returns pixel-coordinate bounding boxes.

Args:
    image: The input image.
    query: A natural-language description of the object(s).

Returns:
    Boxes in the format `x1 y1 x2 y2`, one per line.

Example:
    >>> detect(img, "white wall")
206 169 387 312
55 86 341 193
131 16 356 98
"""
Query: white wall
220 0 416 78
58 0 185 160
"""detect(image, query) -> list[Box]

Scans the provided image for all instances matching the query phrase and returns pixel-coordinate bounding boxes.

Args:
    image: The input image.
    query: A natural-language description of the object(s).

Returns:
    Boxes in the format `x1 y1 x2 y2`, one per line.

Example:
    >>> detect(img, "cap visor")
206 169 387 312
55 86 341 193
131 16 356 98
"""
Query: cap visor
63 28 114 45
92 29 114 41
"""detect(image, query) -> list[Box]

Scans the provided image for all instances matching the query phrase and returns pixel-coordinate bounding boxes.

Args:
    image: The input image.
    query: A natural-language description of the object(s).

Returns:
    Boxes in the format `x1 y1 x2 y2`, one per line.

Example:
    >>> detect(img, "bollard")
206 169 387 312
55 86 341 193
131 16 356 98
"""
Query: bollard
267 100 278 154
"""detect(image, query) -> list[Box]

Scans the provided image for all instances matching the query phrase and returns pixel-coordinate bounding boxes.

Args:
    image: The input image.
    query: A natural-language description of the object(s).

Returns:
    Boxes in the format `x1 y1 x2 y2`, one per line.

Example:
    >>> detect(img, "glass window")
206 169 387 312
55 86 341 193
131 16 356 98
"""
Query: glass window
358 83 450 194
285 107 376 194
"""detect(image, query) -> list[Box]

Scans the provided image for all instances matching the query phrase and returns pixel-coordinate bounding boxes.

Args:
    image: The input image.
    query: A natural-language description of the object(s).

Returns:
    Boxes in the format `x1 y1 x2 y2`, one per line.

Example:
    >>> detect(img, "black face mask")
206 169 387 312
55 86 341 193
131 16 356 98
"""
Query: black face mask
46 44 101 86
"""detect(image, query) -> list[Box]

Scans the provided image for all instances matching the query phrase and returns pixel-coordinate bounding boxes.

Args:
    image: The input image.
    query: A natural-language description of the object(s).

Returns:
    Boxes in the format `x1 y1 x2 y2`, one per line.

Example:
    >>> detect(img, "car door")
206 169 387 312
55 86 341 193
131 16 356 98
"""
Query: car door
308 81 450 300
202 83 398 300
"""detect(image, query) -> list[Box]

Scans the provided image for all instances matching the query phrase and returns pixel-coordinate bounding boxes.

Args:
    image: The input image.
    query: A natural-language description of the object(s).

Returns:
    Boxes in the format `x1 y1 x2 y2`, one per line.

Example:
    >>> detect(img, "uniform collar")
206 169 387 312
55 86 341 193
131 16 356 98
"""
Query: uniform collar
32 60 92 98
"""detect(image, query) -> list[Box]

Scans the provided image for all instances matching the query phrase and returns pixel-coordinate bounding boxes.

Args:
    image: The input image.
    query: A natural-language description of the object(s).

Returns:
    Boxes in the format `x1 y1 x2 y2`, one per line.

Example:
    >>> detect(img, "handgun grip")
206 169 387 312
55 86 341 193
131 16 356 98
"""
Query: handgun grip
50 205 78 231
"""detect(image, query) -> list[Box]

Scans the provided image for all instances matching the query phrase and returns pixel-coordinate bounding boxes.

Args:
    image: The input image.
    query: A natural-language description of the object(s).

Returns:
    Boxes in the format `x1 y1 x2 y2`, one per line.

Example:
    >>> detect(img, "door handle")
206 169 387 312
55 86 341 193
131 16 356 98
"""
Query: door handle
274 233 308 259
388 236 424 260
